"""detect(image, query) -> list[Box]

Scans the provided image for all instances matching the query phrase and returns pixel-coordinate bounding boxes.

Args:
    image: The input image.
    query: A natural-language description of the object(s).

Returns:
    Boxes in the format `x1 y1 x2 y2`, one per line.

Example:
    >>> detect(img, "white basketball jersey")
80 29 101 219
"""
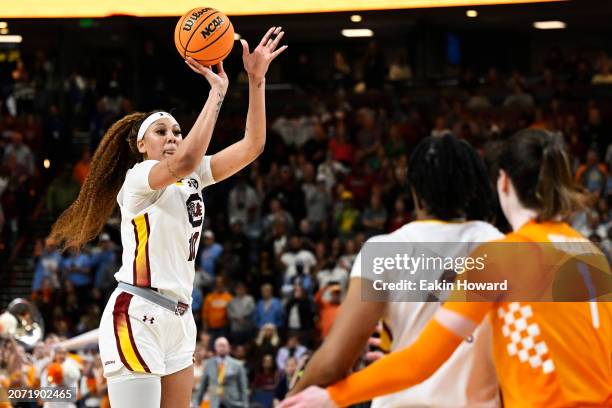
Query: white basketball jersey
114 156 215 302
351 220 503 408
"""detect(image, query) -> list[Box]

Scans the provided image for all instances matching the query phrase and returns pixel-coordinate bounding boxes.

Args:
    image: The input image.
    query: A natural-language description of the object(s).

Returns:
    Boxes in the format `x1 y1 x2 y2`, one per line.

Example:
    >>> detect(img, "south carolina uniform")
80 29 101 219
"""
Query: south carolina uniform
99 156 216 377
351 220 503 408
329 221 612 407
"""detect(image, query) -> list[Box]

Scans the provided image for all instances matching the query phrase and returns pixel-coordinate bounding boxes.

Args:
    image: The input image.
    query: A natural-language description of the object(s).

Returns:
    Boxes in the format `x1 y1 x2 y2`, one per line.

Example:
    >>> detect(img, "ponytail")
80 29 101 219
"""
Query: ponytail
500 129 588 221
536 134 587 220
50 111 149 250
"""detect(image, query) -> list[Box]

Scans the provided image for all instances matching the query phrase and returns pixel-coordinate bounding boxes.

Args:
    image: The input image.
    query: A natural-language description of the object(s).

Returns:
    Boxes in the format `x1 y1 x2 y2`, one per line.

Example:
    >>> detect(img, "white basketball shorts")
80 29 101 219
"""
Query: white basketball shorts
98 287 197 378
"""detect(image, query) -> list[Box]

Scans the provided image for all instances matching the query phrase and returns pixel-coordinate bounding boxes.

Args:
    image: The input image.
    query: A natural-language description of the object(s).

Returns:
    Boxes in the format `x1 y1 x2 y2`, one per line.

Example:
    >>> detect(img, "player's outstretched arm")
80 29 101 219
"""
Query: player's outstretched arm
289 278 385 395
148 59 228 190
210 26 288 182
280 303 491 408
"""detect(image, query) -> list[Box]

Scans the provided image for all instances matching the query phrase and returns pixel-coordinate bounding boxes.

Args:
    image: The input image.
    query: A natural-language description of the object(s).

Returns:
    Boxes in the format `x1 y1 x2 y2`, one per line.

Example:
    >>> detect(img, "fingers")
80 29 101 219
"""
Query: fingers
270 45 288 60
240 39 250 57
214 61 225 76
367 336 382 347
364 350 385 362
185 56 211 76
268 30 285 50
258 26 277 47
265 26 283 48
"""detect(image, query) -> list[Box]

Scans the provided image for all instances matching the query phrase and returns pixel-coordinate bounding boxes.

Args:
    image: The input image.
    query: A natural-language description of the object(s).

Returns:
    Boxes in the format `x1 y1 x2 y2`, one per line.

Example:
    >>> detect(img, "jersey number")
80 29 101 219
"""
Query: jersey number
188 231 200 262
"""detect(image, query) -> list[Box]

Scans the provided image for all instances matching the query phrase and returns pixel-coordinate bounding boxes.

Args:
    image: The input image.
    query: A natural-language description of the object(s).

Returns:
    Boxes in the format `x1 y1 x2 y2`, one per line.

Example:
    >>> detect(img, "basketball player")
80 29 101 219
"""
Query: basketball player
289 135 502 407
280 129 612 407
50 27 287 408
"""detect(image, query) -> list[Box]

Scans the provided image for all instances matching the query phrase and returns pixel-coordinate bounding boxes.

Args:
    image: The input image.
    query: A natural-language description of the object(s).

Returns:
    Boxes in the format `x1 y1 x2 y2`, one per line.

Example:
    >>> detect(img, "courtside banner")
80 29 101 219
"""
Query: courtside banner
359 241 612 302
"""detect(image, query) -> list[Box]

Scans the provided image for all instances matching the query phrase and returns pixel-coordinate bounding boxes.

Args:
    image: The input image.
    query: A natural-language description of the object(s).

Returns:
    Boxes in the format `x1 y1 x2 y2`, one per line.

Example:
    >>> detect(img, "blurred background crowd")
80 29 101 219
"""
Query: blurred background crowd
1 3 612 407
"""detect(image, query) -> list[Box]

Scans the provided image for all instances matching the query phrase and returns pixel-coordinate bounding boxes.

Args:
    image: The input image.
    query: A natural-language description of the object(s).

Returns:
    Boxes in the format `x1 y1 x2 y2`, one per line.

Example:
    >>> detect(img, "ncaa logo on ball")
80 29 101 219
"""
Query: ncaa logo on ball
182 8 212 32
201 16 224 39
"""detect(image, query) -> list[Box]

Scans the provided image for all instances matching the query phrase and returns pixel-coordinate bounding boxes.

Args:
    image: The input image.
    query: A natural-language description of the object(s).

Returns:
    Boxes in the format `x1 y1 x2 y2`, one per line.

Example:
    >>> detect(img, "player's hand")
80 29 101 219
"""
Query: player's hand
279 386 337 408
185 57 229 93
241 26 288 82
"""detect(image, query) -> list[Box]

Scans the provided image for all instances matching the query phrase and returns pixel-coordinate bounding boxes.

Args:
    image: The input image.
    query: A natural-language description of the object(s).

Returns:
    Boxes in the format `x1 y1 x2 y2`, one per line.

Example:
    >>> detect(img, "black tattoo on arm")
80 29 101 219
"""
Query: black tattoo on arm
214 92 225 121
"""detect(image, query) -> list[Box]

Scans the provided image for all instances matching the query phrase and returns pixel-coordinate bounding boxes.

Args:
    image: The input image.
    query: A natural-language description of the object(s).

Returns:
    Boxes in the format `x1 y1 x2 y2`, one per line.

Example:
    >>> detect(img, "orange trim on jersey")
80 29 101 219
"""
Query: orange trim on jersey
131 213 151 287
113 292 150 373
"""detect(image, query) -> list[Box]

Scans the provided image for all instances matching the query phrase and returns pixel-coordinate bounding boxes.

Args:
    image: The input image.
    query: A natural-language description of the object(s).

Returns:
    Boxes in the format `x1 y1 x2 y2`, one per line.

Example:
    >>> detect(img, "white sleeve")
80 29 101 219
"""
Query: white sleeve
350 233 393 280
196 155 216 188
349 251 363 279
124 160 158 194
121 160 160 213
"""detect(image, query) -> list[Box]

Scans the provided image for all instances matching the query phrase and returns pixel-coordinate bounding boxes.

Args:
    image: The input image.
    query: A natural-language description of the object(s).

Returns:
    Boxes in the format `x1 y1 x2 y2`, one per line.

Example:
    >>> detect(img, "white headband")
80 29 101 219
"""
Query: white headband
137 111 179 142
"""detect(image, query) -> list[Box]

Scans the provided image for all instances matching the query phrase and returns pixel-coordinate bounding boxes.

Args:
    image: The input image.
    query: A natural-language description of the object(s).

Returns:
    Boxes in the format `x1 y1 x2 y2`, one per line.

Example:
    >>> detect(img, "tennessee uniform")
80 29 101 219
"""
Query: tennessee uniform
328 221 612 407
99 156 216 377
352 220 503 408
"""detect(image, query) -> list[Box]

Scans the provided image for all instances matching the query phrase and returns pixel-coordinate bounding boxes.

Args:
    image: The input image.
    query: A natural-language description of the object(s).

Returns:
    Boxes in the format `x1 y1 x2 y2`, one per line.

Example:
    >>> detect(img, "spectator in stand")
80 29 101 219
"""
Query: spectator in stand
280 235 317 297
317 152 349 194
263 199 294 244
275 335 308 374
194 337 249 408
255 323 281 358
315 283 343 338
90 233 117 294
575 148 608 195
255 283 284 330
328 120 354 165
60 247 92 299
331 51 353 91
284 284 316 342
592 56 612 84
503 83 535 109
385 123 408 159
40 346 82 408
228 281 256 345
388 197 412 232
251 354 279 408
583 105 610 159
361 193 388 238
3 132 35 178
273 357 298 405
334 191 360 239
228 174 261 227
32 236 62 292
203 276 233 343
302 167 331 233
430 115 452 138
302 120 328 166
314 242 349 290
198 229 224 280
32 277 58 324
72 147 91 185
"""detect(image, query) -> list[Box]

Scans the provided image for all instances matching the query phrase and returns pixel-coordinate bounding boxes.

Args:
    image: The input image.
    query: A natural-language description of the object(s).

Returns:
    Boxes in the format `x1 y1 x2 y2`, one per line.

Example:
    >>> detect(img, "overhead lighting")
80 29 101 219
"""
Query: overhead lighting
0 35 22 43
0 29 7 35
234 32 241 40
350 14 362 22
0 22 7 29
43 159 51 169
466 9 478 17
341 28 373 38
533 20 566 29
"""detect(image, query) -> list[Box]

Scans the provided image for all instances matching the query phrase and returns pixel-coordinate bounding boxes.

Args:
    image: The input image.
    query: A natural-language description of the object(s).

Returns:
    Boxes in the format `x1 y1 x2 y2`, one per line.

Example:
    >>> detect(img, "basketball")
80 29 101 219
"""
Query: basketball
174 7 234 65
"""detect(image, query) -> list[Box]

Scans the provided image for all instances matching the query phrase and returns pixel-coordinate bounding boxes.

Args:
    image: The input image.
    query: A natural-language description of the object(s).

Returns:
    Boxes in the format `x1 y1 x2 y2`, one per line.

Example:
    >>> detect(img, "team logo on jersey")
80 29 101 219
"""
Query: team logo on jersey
186 193 204 228
187 178 199 189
